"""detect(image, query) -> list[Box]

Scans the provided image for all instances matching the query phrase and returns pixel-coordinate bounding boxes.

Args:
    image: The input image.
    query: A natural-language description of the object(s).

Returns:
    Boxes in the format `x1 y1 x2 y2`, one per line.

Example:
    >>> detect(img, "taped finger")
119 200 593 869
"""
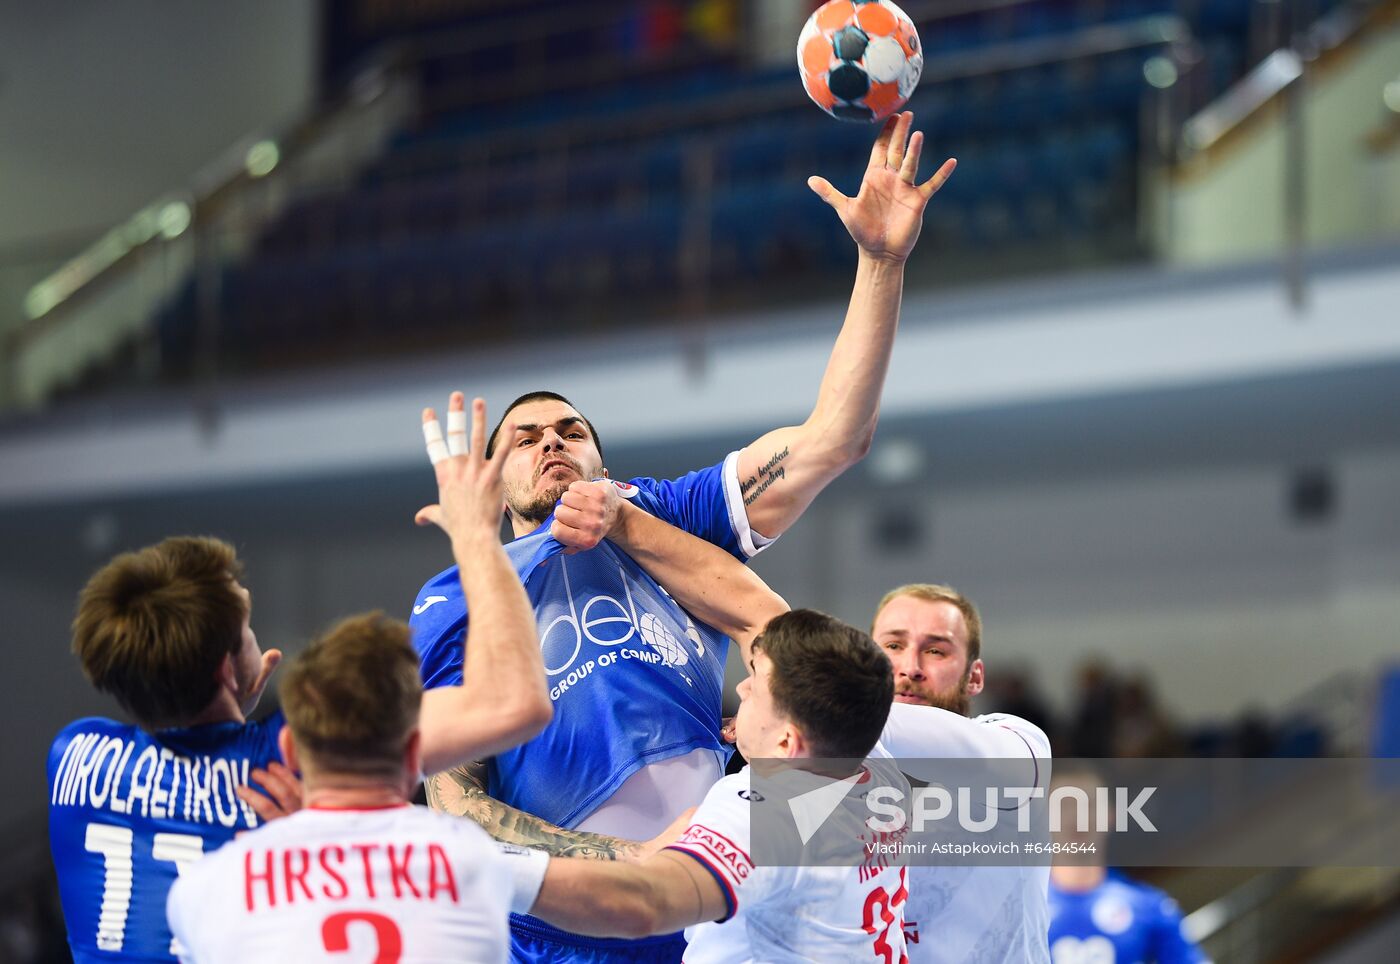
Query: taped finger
423 418 449 465
447 408 468 457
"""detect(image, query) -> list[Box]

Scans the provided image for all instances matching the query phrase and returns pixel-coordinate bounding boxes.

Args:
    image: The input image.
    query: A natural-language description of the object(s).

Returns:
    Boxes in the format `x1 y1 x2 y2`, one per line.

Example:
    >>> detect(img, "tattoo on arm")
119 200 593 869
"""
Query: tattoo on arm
741 446 790 506
425 762 640 861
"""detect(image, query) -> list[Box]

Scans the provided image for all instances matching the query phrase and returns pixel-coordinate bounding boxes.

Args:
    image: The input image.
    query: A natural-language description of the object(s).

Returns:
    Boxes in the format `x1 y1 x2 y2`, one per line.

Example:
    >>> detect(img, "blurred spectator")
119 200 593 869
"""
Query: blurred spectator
1112 674 1181 758
982 665 1060 747
0 869 68 964
1069 658 1118 758
1230 709 1278 758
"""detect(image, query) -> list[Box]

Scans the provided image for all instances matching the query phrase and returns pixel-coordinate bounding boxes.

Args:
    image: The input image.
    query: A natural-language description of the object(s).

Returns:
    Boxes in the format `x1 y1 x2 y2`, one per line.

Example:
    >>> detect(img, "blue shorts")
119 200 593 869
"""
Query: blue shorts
509 913 685 964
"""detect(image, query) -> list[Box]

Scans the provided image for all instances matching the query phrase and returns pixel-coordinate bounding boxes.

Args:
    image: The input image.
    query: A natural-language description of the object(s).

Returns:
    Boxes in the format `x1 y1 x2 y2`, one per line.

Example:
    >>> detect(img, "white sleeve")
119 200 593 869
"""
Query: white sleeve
879 706 1050 785
494 843 551 914
165 873 198 964
664 773 760 921
721 450 775 558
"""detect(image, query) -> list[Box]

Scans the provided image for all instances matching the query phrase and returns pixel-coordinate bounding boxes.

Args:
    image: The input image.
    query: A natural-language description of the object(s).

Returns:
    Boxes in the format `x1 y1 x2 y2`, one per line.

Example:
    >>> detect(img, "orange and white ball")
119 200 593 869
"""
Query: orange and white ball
798 0 923 123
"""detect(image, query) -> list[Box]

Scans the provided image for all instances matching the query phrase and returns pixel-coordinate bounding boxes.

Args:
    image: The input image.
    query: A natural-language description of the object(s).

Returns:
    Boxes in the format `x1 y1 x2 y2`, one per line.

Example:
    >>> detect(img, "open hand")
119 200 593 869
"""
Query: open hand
415 393 518 542
808 111 956 264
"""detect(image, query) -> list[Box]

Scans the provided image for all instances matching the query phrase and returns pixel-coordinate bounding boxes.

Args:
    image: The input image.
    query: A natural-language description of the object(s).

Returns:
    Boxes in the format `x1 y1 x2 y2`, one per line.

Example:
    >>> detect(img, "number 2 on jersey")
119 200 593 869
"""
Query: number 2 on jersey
322 911 403 964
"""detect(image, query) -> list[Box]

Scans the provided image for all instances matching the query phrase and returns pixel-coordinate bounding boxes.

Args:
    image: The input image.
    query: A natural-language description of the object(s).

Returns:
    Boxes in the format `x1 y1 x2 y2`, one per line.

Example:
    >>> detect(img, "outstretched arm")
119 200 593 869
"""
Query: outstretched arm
737 112 955 539
605 498 789 670
236 395 550 820
525 849 729 939
425 762 690 861
416 394 553 775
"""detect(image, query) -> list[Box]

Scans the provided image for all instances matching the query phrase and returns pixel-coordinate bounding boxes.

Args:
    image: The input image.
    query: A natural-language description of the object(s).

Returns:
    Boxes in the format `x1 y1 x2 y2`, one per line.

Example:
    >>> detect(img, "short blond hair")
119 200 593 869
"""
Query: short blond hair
279 612 422 779
872 584 982 665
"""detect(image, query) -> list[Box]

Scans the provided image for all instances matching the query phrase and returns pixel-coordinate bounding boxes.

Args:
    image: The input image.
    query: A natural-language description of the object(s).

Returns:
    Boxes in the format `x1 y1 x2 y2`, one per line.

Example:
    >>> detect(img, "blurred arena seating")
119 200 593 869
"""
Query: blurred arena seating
144 0 1347 378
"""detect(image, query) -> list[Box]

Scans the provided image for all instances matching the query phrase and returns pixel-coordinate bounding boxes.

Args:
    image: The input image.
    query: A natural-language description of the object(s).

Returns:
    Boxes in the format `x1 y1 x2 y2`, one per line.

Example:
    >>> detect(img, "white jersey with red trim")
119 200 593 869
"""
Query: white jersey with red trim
872 706 1053 964
166 804 539 964
666 765 911 964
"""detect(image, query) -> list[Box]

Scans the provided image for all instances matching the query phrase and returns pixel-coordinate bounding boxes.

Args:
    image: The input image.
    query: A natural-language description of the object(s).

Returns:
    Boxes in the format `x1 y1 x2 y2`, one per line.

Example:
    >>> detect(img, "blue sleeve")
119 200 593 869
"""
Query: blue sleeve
408 566 469 690
254 709 286 751
627 451 764 561
1150 893 1209 964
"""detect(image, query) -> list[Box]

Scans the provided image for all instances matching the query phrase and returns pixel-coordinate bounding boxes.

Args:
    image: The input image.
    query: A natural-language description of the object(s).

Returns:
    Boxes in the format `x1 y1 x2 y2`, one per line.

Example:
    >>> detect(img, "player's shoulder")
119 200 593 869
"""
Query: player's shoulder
411 564 465 613
49 717 125 780
972 712 1052 757
409 564 467 657
53 715 132 738
702 768 756 802
624 452 731 500
49 716 138 756
1109 874 1182 916
614 474 667 511
248 708 285 735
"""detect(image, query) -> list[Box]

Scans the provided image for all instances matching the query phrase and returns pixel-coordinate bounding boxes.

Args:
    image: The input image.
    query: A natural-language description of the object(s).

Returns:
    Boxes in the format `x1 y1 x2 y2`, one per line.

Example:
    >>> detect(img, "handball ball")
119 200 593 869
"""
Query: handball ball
798 0 924 123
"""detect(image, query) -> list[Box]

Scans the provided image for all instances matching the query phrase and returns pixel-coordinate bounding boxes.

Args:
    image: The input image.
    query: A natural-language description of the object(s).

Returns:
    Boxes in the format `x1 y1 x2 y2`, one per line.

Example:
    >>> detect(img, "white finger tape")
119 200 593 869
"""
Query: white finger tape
423 420 449 465
447 408 468 456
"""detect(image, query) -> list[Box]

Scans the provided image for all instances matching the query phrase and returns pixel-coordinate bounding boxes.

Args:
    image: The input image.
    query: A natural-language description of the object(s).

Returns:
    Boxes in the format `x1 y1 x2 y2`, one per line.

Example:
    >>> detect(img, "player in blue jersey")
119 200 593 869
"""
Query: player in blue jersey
49 393 551 963
414 112 957 963
544 503 1054 963
49 535 287 963
1048 870 1208 964
1047 767 1209 964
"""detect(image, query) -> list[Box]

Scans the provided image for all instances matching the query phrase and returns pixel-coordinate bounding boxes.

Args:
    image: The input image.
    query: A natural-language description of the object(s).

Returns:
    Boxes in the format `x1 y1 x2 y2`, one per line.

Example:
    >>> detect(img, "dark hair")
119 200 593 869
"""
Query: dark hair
753 609 894 759
72 536 247 729
279 612 422 779
486 391 604 461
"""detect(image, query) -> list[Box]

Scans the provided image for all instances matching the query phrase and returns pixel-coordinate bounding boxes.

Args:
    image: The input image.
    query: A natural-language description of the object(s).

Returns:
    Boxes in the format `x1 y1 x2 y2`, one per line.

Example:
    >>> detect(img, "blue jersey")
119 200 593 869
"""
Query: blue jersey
1048 874 1209 964
48 714 284 963
412 455 759 828
412 455 758 963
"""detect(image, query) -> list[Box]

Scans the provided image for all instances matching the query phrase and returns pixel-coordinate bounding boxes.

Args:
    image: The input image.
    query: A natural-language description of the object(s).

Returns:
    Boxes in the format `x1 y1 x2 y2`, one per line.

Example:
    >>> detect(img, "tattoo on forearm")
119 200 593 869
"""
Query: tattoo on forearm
740 447 790 505
426 763 638 861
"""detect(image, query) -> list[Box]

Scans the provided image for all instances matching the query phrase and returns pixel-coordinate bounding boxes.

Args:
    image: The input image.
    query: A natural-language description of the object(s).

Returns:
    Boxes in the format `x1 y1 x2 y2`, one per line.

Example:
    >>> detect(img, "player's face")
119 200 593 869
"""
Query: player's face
232 583 264 715
873 596 982 716
733 653 794 760
499 399 604 527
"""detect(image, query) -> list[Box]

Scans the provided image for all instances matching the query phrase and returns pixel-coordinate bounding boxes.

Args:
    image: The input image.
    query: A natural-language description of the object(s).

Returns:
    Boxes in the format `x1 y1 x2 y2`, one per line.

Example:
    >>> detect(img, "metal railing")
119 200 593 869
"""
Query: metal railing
0 53 417 414
0 7 1189 416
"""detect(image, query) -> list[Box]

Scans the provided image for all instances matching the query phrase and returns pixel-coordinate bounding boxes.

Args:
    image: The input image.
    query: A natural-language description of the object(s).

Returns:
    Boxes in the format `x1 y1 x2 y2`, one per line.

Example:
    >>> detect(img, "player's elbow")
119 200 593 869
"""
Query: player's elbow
802 416 876 471
738 590 790 642
841 422 877 464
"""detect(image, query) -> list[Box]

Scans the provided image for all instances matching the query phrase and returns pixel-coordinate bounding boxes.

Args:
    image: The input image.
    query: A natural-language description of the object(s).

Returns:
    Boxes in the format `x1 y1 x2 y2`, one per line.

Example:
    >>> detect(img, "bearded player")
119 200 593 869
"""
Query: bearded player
413 113 955 962
485 496 1052 964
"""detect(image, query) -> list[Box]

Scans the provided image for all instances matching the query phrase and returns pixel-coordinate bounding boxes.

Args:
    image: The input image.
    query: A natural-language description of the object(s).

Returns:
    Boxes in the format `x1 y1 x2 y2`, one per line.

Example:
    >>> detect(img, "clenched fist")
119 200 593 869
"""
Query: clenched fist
551 479 624 553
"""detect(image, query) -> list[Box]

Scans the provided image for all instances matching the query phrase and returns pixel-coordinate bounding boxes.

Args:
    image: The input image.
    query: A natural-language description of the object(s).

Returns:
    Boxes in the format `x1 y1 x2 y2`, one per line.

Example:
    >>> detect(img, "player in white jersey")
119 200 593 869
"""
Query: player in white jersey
416 120 958 962
868 586 1051 964
502 610 910 963
519 504 1053 963
167 394 554 963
